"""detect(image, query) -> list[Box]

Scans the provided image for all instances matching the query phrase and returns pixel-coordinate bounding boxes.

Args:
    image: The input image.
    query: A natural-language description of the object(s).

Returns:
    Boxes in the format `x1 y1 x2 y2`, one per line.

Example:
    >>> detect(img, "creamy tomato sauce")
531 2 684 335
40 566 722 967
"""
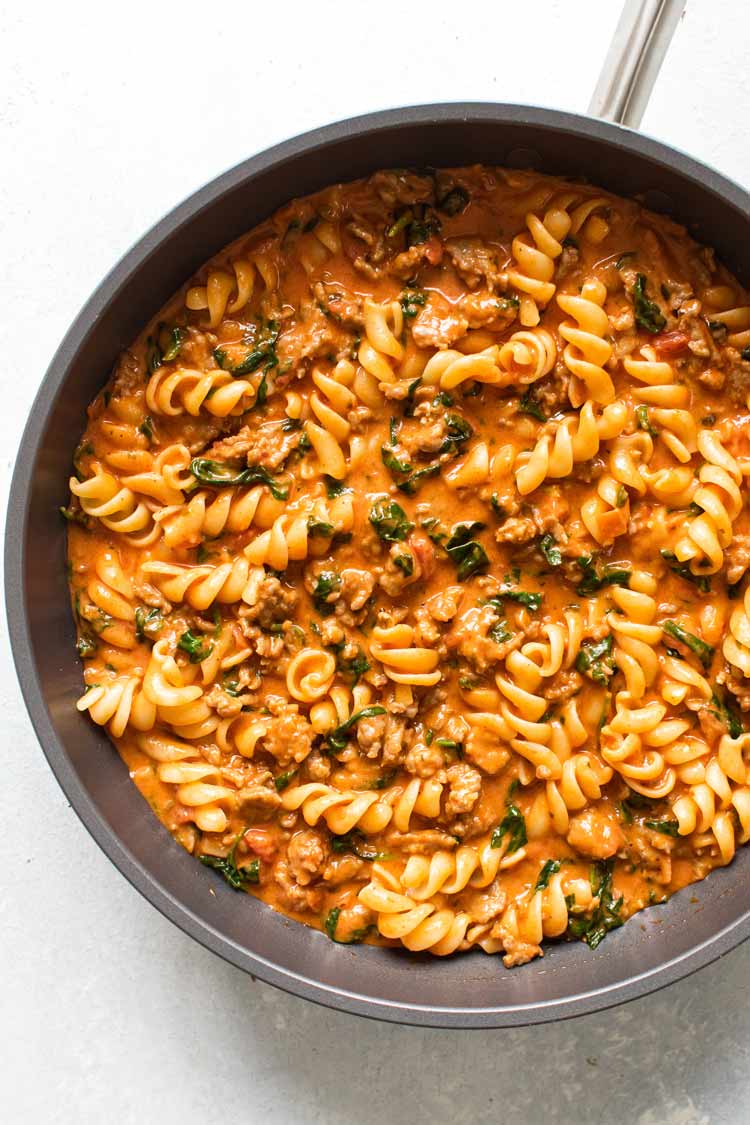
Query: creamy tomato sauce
66 166 750 964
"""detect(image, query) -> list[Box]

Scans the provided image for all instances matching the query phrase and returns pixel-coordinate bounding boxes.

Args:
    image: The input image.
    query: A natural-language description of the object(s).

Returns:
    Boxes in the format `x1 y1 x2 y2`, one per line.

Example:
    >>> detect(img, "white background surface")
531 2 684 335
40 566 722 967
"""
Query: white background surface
2 2 750 1122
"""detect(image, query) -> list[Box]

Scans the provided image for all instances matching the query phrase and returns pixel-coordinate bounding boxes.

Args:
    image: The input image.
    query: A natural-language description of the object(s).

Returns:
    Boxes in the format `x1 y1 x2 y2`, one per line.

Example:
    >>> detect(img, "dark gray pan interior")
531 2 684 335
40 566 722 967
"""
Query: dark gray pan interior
6 104 750 1028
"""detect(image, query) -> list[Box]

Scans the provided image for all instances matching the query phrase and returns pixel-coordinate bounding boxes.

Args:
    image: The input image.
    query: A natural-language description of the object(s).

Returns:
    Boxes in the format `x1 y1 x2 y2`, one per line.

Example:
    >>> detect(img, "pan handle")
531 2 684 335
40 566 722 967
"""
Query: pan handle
589 0 685 128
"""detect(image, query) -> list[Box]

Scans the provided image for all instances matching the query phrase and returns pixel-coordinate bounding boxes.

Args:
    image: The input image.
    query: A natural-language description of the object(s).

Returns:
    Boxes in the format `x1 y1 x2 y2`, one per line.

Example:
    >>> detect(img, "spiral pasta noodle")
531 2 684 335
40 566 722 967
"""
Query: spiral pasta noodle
185 259 257 326
77 674 156 737
70 467 157 544
514 399 628 495
507 204 572 327
244 495 354 569
358 876 473 955
673 430 743 575
146 367 258 417
280 776 443 836
154 485 285 549
369 624 441 687
724 585 750 676
557 278 615 405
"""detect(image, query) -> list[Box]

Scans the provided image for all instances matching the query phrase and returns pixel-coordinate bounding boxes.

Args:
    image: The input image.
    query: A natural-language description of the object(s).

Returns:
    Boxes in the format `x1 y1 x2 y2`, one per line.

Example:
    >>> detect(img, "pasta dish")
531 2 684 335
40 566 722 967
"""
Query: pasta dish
65 166 750 965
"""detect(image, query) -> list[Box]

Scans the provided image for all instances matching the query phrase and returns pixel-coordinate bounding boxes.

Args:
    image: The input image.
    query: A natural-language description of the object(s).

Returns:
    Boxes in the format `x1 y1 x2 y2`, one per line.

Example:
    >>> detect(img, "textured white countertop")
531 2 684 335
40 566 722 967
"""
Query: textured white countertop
3 3 750 1122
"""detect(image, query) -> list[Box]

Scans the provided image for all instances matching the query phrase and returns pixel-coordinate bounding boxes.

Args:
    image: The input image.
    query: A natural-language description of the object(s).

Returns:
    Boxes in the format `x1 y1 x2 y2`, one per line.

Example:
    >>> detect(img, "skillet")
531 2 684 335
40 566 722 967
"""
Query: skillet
6 2 750 1027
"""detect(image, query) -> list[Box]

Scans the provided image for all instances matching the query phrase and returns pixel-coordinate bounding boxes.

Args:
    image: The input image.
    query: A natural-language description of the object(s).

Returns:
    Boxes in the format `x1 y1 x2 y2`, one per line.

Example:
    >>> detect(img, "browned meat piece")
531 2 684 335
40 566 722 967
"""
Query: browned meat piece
340 568 376 612
556 242 580 282
254 633 285 660
531 366 571 414
663 282 696 315
400 421 446 456
382 716 410 766
444 762 482 818
316 618 345 647
305 749 332 781
544 669 583 702
203 683 244 717
609 303 636 334
445 238 503 290
454 794 495 839
370 170 435 207
171 414 231 456
620 830 672 884
322 854 364 885
274 858 324 912
398 400 467 459
262 698 315 767
726 664 750 712
236 783 282 815
276 304 338 369
567 806 625 860
458 881 506 925
287 829 328 885
698 366 725 391
412 606 441 647
681 312 713 358
413 586 462 647
411 294 468 349
356 712 387 755
453 613 508 674
691 697 734 735
458 290 517 332
464 725 510 776
493 923 542 968
723 533 750 585
240 576 298 632
724 356 750 406
408 531 437 579
379 533 435 597
426 586 463 622
531 485 570 533
205 421 299 468
110 349 144 396
351 257 385 281
391 237 444 279
344 215 387 279
131 578 171 614
495 516 537 545
313 281 364 328
220 759 270 788
346 215 379 247
404 742 445 779
713 666 750 712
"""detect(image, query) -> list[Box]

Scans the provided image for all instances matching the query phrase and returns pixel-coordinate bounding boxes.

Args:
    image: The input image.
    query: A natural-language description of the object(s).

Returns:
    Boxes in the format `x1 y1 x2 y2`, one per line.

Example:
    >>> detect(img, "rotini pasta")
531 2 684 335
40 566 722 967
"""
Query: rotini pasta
507 203 572 327
673 430 743 574
557 278 615 404
146 366 258 417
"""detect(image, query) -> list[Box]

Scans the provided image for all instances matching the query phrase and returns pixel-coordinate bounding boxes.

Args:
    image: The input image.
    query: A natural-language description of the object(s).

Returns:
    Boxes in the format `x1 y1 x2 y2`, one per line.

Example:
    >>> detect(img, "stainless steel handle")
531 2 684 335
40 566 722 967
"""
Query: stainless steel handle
589 0 686 127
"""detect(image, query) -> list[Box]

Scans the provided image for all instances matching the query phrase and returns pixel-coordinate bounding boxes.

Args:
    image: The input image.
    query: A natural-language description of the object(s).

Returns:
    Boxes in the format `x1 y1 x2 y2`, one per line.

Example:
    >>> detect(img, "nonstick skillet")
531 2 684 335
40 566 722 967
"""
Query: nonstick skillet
6 2 750 1027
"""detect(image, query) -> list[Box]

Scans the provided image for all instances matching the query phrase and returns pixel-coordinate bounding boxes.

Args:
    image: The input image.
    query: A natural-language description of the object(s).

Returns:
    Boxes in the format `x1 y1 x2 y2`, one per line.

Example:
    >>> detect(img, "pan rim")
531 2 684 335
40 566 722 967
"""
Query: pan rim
7 101 750 1029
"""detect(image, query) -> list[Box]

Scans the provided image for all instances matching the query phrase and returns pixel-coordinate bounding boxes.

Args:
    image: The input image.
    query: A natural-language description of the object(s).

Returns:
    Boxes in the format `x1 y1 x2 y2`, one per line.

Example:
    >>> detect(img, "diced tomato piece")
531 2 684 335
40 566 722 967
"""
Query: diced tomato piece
652 331 690 357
